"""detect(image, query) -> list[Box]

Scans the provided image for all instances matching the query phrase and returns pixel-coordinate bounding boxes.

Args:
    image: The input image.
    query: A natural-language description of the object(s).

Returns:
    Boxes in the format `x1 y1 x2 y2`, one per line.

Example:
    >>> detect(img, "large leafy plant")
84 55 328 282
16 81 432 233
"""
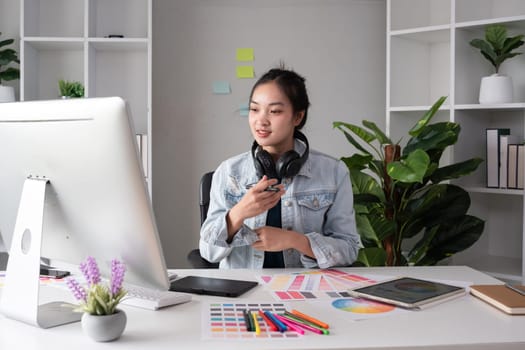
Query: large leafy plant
0 32 20 84
334 97 485 266
469 24 524 74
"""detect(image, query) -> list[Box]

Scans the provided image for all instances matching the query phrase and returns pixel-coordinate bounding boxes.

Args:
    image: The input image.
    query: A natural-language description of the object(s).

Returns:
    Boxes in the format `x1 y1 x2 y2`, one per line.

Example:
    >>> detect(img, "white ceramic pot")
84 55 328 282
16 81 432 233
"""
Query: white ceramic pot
479 74 513 104
81 309 127 342
0 85 15 103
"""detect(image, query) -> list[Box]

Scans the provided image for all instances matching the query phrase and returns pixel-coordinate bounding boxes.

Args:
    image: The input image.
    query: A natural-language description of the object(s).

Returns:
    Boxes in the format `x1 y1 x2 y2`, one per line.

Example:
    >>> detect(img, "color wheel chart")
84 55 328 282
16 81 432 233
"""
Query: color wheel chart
258 269 379 301
203 302 300 339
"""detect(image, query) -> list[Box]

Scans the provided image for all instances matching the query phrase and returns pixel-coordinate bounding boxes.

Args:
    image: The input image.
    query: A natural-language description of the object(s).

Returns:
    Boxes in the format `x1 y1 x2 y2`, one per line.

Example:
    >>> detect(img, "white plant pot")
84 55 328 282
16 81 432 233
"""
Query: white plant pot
0 85 15 103
479 74 513 104
81 309 127 342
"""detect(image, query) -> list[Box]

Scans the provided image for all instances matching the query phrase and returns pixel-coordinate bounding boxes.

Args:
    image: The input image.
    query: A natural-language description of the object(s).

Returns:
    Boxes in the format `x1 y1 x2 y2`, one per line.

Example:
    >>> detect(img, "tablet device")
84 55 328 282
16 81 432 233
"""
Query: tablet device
169 276 258 297
348 277 466 309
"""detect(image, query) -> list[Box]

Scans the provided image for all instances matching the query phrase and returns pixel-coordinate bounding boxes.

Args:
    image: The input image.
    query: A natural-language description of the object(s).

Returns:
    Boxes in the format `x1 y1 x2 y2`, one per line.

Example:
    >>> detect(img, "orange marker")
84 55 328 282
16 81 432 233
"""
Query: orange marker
291 309 329 329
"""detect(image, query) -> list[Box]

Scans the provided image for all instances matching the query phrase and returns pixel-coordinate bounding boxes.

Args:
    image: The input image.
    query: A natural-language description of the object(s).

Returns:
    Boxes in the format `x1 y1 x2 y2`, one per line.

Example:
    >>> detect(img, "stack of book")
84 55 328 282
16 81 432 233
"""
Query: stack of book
486 128 524 189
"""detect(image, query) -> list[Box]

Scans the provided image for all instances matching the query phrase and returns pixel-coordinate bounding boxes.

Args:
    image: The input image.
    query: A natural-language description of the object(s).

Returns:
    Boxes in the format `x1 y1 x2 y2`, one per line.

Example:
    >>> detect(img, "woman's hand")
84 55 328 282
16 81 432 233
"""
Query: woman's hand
226 176 284 238
252 227 316 259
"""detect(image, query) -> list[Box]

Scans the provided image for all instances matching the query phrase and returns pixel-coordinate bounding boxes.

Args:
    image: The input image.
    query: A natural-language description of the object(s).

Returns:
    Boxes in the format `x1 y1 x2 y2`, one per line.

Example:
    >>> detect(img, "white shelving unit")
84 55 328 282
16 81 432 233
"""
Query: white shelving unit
387 0 525 283
19 0 152 195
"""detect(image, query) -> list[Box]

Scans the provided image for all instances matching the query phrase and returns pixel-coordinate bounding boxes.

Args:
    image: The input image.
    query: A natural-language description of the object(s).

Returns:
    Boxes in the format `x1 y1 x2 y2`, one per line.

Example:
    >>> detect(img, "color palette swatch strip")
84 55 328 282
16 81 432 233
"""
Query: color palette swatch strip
204 302 300 339
258 269 378 301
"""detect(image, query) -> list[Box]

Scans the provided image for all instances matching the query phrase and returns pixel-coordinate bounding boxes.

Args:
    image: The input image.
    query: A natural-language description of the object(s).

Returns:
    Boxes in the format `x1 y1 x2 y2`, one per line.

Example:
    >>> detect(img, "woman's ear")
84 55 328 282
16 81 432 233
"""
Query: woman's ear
294 111 305 126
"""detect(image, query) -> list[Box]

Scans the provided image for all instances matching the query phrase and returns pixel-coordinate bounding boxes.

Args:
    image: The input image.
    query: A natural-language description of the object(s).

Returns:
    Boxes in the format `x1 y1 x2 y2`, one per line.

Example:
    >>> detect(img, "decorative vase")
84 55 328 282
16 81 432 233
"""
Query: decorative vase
479 74 513 104
0 85 15 103
81 309 127 342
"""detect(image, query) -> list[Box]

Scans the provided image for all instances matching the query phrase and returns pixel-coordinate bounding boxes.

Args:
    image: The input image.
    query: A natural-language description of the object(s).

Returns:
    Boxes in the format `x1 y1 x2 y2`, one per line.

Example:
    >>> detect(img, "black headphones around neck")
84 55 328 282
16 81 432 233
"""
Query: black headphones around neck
251 130 309 180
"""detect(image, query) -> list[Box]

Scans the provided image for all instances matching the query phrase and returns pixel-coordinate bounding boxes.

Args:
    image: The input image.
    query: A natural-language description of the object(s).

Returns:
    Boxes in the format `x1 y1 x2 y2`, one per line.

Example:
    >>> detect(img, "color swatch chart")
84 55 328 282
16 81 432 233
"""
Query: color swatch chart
258 269 379 301
0 272 70 288
203 302 300 340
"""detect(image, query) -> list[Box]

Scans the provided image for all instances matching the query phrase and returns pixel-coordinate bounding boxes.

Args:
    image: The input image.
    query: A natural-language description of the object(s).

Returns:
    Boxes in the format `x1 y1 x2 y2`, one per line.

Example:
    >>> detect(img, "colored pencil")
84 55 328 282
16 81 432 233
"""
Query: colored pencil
243 309 253 331
264 311 287 332
290 309 329 329
280 314 328 335
284 311 329 334
251 312 260 335
274 314 305 335
258 309 278 331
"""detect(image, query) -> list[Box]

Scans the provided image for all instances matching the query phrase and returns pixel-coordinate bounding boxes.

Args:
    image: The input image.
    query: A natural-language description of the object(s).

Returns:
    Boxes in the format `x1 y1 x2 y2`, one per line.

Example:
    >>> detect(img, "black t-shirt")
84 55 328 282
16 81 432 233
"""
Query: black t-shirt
263 200 284 268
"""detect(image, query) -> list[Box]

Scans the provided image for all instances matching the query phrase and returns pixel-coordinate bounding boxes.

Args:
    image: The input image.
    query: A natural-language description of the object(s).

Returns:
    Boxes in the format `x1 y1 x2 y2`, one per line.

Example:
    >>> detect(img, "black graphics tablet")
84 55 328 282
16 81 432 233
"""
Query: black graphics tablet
169 276 258 297
348 277 466 309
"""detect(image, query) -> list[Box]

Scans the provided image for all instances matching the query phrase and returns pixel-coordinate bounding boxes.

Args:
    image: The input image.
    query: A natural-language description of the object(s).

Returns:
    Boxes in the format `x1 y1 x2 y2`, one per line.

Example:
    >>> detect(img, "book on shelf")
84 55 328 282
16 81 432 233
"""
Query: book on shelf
507 143 525 190
486 128 510 188
470 284 525 315
516 144 525 190
508 144 519 189
499 135 520 188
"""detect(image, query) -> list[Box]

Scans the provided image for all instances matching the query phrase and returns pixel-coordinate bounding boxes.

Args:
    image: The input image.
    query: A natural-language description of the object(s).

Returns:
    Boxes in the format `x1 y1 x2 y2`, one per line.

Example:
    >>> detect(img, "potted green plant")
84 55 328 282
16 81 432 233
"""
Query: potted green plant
470 24 524 104
334 96 485 266
0 32 20 102
58 79 85 98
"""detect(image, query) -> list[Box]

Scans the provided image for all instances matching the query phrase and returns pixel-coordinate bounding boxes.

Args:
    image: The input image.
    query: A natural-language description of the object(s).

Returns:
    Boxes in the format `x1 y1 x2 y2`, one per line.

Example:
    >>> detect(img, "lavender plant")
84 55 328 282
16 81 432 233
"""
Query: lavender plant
66 256 127 315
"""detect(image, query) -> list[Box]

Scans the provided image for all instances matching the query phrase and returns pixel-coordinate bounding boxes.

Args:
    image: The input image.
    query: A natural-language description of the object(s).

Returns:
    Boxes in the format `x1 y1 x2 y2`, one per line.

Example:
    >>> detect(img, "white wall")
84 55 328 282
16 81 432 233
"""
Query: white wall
152 0 386 267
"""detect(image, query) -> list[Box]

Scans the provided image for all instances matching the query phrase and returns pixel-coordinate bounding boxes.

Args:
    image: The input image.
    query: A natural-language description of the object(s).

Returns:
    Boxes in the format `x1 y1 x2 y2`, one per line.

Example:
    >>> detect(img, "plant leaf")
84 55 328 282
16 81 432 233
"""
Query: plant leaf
356 247 387 267
333 122 375 156
408 96 447 137
417 215 485 265
362 120 392 145
387 149 429 183
430 158 483 183
486 24 507 51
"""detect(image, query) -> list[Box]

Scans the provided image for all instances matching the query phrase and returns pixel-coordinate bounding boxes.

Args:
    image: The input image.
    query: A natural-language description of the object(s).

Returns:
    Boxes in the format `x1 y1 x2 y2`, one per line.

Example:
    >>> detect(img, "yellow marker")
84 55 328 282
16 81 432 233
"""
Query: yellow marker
252 312 260 335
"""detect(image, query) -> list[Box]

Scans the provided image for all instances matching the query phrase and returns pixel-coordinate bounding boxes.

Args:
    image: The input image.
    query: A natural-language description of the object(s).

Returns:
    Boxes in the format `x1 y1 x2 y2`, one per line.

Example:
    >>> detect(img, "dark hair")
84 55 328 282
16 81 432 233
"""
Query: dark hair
249 64 310 130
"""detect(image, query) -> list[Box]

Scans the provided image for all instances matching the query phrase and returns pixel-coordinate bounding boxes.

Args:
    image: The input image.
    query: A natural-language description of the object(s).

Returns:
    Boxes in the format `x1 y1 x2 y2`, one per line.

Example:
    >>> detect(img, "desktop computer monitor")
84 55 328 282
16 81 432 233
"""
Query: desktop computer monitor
0 97 170 292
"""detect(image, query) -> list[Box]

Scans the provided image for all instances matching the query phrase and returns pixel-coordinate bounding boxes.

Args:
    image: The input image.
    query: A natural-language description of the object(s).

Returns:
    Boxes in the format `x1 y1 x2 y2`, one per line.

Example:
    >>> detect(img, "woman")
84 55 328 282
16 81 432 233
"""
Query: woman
199 66 361 268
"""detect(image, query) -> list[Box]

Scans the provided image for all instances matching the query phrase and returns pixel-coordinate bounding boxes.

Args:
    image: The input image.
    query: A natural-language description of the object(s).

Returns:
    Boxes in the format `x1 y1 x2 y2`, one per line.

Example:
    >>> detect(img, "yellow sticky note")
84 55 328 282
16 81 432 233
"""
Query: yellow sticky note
236 66 254 79
236 48 254 61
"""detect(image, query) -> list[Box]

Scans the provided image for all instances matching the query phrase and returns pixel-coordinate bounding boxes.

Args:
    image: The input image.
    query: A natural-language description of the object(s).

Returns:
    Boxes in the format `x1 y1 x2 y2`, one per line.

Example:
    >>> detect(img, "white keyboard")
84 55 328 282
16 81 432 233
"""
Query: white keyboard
121 273 191 311
122 289 192 311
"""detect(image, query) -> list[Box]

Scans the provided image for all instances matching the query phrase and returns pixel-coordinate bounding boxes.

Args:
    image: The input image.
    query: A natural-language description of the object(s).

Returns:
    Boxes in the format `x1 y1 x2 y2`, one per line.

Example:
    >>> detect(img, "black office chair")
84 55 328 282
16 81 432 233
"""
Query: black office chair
187 171 220 268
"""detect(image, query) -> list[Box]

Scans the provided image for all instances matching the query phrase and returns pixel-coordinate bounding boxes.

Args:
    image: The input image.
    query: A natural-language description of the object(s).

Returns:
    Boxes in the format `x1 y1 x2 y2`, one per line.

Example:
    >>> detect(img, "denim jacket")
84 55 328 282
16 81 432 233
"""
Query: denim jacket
199 140 362 269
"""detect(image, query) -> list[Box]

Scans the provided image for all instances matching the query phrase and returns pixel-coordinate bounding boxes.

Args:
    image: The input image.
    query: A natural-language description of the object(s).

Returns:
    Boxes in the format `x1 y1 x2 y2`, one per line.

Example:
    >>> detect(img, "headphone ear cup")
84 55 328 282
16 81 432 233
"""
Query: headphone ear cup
256 149 278 179
276 150 301 179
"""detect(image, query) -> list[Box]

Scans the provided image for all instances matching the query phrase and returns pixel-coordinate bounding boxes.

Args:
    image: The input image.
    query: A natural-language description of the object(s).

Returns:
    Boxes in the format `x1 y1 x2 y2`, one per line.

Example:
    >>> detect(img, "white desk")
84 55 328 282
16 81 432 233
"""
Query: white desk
1 266 524 350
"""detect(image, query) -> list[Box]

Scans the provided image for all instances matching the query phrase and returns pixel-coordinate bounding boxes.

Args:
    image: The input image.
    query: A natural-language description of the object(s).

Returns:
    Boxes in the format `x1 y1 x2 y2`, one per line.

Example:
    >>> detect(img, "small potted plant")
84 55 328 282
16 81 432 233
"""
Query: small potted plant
470 24 524 104
66 256 127 342
0 32 20 102
58 79 85 98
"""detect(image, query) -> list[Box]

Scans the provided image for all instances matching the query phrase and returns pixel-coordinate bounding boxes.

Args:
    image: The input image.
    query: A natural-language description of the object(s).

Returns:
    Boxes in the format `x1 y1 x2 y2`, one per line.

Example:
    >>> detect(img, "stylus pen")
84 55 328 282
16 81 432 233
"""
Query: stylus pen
505 283 525 296
245 183 280 192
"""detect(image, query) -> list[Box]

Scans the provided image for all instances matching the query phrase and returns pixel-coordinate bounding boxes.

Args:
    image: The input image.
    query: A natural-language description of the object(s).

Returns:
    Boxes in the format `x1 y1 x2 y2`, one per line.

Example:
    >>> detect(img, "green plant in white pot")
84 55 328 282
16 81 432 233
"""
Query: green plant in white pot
58 79 85 98
470 24 524 104
0 32 20 102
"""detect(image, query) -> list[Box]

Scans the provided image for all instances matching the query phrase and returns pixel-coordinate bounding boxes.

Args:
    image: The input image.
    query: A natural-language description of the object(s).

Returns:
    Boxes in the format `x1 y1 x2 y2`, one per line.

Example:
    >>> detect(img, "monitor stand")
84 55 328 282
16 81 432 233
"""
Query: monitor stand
0 176 81 328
